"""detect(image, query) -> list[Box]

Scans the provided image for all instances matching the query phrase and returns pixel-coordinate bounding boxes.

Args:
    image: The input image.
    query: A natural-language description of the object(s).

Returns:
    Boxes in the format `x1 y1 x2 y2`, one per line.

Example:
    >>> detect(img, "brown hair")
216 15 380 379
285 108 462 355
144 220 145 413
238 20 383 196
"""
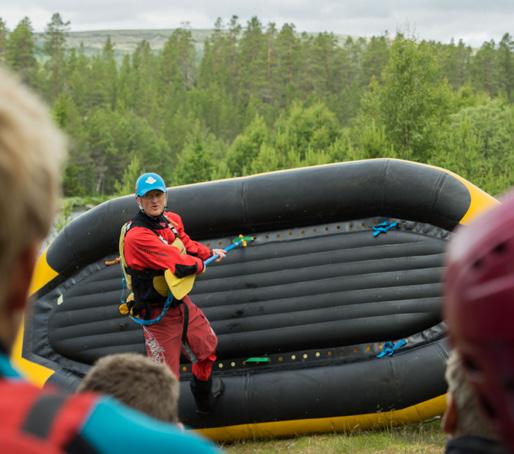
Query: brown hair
77 353 180 423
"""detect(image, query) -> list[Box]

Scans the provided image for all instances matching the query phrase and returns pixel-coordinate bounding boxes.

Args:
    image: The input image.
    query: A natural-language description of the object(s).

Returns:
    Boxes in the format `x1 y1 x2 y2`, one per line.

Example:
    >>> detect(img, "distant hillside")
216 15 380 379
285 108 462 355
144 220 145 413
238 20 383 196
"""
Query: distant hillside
35 29 214 59
34 28 350 60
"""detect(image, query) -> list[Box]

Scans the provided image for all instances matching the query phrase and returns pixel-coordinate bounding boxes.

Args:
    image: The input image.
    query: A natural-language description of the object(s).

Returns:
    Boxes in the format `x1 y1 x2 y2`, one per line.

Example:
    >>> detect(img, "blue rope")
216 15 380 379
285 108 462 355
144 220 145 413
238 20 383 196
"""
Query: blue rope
372 221 399 237
120 275 127 306
120 273 174 326
129 293 174 326
376 339 407 358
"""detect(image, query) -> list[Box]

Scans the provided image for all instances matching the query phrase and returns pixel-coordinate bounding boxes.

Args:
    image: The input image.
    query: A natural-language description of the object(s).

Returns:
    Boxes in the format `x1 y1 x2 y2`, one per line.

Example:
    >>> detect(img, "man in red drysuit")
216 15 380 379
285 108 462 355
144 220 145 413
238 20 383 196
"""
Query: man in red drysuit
121 172 225 414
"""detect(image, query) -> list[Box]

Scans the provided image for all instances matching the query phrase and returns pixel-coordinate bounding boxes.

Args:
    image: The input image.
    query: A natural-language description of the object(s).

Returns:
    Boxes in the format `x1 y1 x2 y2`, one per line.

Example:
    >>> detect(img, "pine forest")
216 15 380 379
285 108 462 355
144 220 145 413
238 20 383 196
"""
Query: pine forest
1 13 513 197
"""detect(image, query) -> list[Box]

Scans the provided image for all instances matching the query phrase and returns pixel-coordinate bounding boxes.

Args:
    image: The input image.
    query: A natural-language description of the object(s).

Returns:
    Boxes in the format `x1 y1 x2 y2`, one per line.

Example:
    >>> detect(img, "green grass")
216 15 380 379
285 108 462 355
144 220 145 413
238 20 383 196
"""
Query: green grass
222 419 446 454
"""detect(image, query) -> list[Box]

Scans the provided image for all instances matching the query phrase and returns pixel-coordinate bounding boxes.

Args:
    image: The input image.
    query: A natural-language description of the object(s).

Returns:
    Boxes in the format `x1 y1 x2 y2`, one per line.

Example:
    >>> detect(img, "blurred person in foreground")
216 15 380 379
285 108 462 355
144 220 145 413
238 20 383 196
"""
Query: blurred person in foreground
444 189 514 453
443 350 506 453
0 66 219 453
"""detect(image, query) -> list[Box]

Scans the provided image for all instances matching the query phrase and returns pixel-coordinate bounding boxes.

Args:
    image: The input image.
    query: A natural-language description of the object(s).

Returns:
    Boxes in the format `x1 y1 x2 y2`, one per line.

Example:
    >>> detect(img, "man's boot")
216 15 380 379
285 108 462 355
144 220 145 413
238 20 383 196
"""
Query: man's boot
190 376 224 415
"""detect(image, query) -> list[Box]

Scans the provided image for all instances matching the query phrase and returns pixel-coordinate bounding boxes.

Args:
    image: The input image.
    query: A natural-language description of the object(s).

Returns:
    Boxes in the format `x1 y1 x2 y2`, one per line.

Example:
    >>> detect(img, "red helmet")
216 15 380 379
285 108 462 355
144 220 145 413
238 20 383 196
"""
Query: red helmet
444 190 514 449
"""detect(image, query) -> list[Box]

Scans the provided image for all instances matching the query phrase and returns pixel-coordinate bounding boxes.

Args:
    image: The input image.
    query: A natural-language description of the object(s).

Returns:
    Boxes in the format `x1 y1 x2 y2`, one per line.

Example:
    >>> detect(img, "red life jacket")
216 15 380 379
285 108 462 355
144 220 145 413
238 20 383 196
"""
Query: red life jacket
0 379 99 453
0 430 63 453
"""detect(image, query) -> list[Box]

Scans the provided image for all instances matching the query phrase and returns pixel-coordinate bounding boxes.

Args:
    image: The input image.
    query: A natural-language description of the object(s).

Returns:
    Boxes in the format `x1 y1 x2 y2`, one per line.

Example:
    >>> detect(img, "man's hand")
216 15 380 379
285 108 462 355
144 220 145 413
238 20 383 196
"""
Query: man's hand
211 248 227 262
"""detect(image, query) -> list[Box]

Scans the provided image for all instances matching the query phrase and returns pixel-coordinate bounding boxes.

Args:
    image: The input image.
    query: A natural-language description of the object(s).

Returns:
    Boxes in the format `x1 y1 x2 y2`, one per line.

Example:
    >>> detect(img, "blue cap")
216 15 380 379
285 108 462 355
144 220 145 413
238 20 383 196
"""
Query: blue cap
135 173 167 196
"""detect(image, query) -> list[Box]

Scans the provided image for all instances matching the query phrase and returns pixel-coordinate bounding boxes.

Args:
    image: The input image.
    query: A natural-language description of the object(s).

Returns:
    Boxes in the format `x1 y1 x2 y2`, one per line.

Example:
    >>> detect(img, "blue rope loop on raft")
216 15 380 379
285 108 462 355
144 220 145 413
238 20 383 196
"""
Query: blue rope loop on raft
372 221 399 237
376 339 408 358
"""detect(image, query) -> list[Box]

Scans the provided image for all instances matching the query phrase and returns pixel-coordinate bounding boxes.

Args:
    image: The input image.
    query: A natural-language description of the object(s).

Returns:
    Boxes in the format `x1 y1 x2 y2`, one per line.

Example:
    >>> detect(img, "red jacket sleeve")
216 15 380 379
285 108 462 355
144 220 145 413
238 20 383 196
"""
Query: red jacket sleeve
165 212 212 261
124 227 205 275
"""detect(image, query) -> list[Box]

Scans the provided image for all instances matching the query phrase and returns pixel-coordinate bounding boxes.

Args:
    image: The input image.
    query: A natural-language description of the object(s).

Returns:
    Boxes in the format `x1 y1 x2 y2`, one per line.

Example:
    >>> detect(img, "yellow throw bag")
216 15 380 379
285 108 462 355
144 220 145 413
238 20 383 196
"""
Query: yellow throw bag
164 269 196 300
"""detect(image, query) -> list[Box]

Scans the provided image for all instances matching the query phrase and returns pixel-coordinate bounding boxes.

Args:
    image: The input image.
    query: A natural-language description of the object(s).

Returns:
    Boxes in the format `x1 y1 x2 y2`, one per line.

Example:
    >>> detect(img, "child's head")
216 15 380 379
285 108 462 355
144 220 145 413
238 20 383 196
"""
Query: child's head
78 353 179 423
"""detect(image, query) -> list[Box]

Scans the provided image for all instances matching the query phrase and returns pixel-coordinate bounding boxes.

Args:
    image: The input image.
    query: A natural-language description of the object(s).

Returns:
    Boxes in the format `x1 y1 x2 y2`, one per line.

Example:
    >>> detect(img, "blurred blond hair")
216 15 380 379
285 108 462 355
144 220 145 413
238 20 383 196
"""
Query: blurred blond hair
446 349 499 440
0 66 66 308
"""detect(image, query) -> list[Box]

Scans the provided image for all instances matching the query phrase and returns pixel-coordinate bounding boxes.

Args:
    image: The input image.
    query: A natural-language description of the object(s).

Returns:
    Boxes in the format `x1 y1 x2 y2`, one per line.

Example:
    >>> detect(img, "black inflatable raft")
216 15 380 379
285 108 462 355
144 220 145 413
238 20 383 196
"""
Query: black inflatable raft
15 158 496 441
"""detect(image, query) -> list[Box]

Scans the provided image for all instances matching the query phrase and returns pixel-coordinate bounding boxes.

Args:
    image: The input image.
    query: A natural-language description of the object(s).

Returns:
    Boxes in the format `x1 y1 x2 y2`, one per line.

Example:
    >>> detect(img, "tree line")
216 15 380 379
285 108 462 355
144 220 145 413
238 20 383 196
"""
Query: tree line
1 13 513 197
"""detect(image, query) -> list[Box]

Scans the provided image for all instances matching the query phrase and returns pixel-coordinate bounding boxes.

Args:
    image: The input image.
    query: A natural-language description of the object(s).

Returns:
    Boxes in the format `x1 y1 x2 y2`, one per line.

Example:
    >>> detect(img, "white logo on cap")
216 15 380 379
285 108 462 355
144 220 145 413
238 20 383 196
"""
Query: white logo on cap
145 176 157 184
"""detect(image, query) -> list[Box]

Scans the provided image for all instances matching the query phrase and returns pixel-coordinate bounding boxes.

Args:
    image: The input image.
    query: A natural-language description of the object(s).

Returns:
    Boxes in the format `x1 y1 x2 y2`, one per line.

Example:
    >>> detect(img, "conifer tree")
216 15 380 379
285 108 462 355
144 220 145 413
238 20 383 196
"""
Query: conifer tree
6 17 38 86
274 101 339 160
173 124 221 185
84 108 116 193
119 40 159 121
359 35 389 88
471 40 499 97
335 36 366 123
226 114 269 176
65 45 92 113
54 92 89 196
0 18 8 62
159 27 196 98
197 17 242 138
239 17 268 106
115 156 142 195
250 143 281 174
101 36 118 109
272 23 301 108
497 33 514 101
374 36 452 159
302 32 341 99
432 100 514 195
441 39 472 89
43 13 70 100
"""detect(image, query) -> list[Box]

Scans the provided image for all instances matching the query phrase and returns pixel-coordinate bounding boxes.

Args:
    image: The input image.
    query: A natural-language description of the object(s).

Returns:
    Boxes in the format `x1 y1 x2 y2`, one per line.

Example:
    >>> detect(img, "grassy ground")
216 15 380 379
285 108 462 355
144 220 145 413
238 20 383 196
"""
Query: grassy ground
222 419 446 454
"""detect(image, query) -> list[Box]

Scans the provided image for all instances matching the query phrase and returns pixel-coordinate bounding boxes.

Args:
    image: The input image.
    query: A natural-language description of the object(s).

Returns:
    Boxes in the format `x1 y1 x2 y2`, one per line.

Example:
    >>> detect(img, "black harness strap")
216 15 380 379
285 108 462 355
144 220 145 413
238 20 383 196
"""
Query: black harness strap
182 302 189 345
22 393 67 439
124 266 163 279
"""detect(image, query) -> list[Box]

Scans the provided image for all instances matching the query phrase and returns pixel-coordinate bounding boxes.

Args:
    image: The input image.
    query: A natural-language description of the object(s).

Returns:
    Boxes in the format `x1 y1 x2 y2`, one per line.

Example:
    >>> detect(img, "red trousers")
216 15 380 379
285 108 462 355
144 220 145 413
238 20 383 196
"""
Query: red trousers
142 296 217 381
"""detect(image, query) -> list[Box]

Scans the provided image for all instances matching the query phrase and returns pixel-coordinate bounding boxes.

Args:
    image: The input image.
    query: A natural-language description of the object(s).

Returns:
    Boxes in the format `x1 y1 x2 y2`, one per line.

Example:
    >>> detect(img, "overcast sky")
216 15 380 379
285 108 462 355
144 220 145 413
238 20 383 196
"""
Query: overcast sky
2 0 513 47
